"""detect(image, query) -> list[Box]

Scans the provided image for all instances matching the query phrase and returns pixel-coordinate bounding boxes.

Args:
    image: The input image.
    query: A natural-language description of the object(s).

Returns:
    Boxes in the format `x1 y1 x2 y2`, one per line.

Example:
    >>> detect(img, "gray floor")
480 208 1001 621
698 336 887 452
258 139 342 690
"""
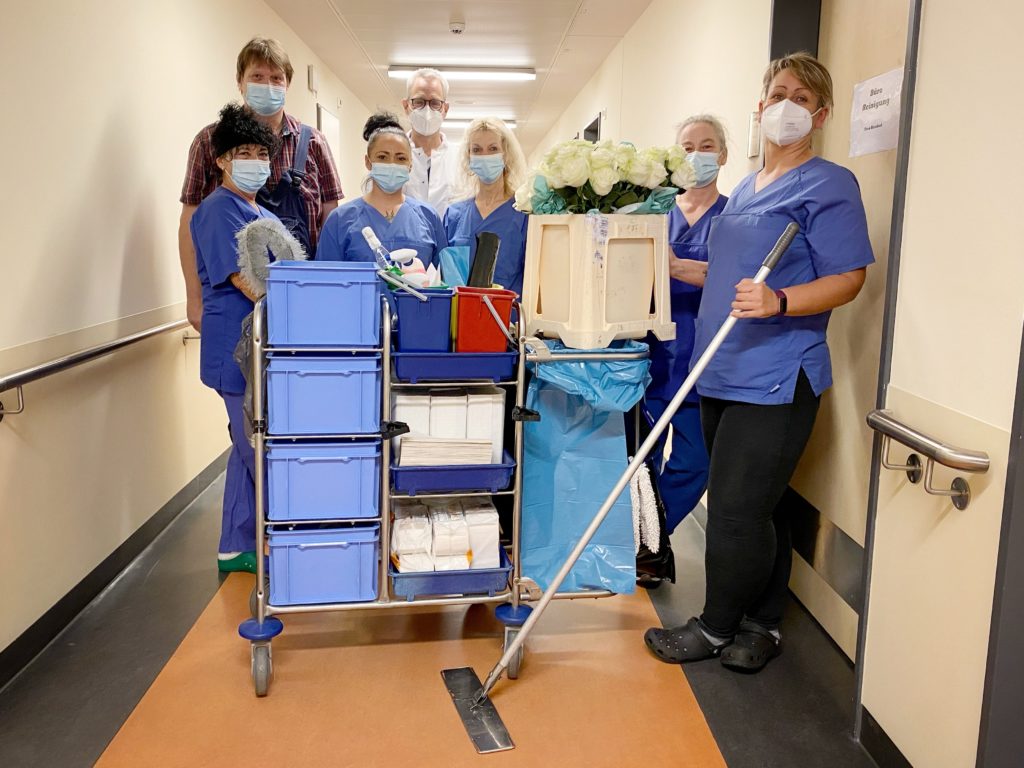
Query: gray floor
0 478 876 767
649 511 878 768
0 477 227 768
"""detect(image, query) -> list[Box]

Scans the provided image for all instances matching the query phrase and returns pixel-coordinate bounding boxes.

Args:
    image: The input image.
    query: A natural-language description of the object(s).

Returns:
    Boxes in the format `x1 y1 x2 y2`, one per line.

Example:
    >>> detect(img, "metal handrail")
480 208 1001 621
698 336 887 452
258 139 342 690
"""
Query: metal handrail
0 318 190 421
866 409 990 472
866 408 989 510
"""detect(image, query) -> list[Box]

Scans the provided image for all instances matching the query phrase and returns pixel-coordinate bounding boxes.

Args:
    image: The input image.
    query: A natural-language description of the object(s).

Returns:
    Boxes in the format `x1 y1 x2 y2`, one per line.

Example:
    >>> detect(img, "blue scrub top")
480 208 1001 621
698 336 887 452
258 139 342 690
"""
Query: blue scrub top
647 195 728 403
315 196 447 266
191 186 277 395
692 157 874 405
443 198 528 296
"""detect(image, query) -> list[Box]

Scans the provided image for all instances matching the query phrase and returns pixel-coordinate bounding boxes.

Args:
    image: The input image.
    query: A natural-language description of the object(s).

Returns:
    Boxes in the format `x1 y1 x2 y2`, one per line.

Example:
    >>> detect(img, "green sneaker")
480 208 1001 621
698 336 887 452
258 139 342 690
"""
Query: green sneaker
218 551 258 574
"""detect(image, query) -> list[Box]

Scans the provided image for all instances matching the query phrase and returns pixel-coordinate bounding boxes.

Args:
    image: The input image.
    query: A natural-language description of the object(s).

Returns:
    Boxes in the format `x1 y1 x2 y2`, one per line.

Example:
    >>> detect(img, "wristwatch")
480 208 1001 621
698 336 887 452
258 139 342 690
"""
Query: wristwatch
774 289 788 316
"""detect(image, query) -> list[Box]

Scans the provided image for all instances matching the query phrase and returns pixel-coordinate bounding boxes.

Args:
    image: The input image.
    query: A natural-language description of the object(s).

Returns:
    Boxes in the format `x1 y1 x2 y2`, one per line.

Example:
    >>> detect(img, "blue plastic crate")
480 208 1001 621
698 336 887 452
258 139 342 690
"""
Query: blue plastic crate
391 351 518 383
267 355 381 436
391 451 515 496
267 441 380 522
269 524 379 606
394 287 453 352
391 549 512 602
267 260 381 348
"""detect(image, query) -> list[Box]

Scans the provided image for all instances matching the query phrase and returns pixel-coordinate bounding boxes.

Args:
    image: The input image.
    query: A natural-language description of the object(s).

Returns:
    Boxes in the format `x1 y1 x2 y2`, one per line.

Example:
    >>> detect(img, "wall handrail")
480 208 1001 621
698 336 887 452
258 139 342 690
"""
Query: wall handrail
0 318 190 421
866 408 990 510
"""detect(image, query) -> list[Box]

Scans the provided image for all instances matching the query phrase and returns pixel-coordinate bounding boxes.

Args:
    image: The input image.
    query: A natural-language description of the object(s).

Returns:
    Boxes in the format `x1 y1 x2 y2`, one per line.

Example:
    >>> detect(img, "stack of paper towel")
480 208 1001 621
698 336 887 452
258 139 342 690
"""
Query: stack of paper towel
392 389 505 466
390 499 501 573
391 501 434 573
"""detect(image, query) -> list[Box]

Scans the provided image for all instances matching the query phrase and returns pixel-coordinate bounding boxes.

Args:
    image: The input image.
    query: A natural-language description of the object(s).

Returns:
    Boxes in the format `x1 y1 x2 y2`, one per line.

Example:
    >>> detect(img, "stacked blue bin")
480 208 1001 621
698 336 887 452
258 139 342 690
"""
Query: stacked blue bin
264 261 382 606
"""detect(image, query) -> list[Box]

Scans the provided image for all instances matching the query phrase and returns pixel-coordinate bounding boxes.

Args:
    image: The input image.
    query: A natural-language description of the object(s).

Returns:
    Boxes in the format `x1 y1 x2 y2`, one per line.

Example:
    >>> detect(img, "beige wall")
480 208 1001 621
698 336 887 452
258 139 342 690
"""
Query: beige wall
528 0 770 196
0 1 369 652
788 0 910 658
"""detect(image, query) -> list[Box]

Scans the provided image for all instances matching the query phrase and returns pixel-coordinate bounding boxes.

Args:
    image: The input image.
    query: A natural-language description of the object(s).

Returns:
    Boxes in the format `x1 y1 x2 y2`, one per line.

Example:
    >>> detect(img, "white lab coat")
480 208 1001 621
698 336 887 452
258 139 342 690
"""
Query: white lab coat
405 132 463 217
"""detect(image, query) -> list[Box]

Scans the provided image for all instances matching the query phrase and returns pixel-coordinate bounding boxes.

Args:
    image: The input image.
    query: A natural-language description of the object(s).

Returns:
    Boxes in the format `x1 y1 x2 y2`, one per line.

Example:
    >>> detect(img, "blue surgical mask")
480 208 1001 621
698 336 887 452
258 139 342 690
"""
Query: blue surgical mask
369 163 411 193
245 83 286 116
469 153 506 184
230 159 271 193
687 151 721 188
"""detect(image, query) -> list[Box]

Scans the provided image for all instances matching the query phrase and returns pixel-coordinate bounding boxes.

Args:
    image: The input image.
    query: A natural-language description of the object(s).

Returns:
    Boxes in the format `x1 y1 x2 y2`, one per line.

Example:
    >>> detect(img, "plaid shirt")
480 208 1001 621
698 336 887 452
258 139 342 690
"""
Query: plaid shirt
180 113 343 249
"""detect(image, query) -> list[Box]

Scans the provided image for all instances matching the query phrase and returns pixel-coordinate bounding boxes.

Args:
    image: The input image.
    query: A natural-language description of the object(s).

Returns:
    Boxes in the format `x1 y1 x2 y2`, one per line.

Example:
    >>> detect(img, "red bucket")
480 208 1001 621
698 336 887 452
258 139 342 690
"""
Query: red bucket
454 287 516 352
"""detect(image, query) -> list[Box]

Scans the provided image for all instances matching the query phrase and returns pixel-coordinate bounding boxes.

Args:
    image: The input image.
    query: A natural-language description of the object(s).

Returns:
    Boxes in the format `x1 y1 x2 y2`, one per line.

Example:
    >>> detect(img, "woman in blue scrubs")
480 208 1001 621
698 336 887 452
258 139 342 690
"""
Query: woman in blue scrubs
190 104 280 573
443 117 528 295
317 112 447 264
643 115 729 553
645 53 874 671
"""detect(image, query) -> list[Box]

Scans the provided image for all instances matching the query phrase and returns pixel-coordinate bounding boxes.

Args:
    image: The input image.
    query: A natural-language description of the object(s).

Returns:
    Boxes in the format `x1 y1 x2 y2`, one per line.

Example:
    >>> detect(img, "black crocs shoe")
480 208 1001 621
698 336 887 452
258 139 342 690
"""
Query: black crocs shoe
720 620 782 673
644 617 730 664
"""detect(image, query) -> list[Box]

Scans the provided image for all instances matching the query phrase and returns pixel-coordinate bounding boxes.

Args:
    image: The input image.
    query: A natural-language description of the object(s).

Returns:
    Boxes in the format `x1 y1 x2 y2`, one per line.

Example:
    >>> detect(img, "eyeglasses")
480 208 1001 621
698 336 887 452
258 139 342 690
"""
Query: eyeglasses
410 97 446 111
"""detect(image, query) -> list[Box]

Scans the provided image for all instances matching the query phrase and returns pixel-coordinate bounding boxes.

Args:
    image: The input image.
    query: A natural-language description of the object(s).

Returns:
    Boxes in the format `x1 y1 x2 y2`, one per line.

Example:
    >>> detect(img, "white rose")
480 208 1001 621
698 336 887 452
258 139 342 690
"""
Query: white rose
637 148 669 189
561 154 591 188
540 159 567 189
614 143 637 170
624 154 652 186
588 146 619 195
670 162 697 190
514 175 536 212
664 144 686 172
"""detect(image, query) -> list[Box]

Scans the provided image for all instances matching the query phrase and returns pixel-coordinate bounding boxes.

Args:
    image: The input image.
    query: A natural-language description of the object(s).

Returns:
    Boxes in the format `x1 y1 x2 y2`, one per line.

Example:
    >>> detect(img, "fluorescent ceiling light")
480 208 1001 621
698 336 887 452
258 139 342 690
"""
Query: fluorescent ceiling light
443 119 517 129
389 66 535 82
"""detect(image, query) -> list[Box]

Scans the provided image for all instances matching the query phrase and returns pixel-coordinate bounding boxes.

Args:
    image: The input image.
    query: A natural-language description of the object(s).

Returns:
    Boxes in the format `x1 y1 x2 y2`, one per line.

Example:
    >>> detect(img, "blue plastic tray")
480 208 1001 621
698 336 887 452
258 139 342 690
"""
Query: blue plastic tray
391 351 518 383
391 451 515 496
391 549 512 602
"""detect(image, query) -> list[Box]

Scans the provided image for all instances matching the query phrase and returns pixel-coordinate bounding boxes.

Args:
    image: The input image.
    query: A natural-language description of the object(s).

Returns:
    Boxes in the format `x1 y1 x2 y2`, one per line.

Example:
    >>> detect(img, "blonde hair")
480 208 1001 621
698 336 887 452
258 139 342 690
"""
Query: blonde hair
676 114 729 158
236 37 294 84
761 51 834 111
458 117 527 200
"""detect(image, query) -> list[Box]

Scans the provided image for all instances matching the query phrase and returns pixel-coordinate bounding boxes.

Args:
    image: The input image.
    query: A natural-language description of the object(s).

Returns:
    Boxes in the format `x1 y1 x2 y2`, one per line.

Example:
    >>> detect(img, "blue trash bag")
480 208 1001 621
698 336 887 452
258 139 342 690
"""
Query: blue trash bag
438 246 470 287
521 340 651 594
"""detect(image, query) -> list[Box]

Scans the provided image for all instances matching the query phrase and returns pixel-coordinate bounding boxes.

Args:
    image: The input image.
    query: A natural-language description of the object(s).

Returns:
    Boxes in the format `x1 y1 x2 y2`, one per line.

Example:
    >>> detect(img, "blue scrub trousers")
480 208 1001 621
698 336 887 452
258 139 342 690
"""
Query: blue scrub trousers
644 397 709 533
220 392 256 554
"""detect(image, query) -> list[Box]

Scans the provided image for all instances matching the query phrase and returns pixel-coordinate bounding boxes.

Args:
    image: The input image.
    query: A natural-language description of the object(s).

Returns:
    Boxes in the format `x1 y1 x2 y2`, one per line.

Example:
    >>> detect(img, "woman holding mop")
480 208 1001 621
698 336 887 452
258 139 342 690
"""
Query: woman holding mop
644 52 874 672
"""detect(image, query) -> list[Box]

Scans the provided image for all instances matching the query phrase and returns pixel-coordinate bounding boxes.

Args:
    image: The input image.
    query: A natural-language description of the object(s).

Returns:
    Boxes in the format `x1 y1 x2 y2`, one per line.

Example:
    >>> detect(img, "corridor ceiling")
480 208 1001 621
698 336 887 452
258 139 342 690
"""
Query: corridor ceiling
264 0 654 153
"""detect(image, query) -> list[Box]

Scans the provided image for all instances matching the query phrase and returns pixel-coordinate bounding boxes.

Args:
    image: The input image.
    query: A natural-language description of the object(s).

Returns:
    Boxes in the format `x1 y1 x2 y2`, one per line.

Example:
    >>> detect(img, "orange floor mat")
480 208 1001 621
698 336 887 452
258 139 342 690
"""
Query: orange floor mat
97 574 724 768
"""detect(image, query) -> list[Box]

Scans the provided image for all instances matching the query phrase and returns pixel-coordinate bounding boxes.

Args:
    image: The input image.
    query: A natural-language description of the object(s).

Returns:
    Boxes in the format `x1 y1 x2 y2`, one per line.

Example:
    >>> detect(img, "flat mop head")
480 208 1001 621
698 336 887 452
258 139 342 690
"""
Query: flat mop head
441 667 514 754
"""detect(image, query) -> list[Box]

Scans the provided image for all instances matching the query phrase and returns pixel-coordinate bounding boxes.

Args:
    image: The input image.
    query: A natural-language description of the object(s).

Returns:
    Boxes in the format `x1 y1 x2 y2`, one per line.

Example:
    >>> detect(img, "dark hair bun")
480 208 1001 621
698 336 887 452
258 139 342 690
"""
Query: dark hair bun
363 111 403 142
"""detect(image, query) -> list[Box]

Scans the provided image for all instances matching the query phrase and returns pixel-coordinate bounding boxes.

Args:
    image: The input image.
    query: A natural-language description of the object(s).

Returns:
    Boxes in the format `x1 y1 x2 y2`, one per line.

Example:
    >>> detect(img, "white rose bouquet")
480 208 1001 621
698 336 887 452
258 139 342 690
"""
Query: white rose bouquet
515 139 695 215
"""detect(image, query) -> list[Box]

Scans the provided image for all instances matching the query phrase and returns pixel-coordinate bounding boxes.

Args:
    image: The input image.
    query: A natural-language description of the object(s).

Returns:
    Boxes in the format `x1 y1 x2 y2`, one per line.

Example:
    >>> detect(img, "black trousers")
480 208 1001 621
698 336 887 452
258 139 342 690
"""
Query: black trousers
698 370 820 636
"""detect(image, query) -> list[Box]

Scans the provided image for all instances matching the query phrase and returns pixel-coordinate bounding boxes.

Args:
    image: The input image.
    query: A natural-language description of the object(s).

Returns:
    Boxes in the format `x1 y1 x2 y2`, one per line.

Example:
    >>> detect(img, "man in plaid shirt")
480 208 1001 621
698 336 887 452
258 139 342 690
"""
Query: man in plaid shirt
177 37 344 331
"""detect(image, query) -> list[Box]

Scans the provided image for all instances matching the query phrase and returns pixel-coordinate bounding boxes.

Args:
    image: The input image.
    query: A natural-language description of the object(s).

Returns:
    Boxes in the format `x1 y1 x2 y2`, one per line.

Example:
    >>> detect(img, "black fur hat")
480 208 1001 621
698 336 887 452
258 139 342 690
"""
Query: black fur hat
212 102 280 158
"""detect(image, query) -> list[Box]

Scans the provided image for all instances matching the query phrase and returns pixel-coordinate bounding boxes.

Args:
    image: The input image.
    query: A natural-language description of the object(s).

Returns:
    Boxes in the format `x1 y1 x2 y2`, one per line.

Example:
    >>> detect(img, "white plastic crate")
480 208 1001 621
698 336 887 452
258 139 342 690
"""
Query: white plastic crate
521 213 676 349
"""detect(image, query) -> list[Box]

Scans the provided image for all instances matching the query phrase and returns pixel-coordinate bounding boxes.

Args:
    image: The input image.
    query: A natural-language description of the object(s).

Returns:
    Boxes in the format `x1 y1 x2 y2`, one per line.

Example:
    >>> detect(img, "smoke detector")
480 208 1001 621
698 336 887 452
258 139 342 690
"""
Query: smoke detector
449 19 466 34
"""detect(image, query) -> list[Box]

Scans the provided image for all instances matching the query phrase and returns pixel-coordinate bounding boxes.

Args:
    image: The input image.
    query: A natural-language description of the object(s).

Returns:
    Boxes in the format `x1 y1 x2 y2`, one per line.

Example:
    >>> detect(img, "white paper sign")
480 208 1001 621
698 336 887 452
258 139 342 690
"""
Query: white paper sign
849 68 903 157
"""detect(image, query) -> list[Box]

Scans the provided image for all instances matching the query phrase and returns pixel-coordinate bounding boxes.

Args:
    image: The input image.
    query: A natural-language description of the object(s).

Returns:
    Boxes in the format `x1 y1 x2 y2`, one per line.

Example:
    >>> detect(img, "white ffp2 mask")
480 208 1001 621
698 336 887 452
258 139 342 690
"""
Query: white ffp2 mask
409 106 444 136
760 99 820 146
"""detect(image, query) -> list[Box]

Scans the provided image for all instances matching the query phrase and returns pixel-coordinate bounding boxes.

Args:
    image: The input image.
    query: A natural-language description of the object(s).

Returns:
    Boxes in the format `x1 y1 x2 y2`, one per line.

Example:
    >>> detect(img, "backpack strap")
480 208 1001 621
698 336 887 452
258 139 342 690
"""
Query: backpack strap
293 125 313 174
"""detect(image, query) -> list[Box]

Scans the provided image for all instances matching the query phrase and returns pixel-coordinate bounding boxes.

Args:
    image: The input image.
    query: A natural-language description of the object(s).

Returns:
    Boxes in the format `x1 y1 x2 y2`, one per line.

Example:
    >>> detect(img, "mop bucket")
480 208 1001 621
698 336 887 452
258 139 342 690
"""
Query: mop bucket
394 287 453 352
453 287 516 353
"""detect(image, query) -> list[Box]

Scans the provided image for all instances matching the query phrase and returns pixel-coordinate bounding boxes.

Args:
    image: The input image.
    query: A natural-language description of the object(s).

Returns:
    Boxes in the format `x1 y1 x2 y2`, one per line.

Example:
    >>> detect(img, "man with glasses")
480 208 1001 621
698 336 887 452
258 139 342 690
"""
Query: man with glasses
401 68 460 216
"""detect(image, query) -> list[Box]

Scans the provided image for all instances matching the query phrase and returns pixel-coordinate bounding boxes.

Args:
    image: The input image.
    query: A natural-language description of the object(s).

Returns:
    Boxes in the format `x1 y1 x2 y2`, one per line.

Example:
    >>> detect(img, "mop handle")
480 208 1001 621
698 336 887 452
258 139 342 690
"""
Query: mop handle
377 269 429 301
475 221 800 702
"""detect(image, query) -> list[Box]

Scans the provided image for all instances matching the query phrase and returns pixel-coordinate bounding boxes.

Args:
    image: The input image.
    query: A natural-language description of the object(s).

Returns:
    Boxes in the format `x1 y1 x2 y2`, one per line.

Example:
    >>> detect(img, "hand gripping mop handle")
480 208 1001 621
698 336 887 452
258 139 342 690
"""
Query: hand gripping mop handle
473 221 800 704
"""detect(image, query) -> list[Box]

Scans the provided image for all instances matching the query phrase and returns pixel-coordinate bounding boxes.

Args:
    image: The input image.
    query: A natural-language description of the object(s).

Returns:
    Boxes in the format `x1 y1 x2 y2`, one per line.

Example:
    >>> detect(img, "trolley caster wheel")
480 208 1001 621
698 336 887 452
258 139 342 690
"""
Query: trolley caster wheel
249 577 270 618
251 643 272 697
503 627 524 680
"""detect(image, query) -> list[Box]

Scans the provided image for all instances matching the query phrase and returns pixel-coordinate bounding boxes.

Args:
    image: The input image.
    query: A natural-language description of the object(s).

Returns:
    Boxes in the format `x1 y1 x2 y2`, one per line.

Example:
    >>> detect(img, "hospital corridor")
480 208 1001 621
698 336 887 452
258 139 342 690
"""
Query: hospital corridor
2 1 1023 766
